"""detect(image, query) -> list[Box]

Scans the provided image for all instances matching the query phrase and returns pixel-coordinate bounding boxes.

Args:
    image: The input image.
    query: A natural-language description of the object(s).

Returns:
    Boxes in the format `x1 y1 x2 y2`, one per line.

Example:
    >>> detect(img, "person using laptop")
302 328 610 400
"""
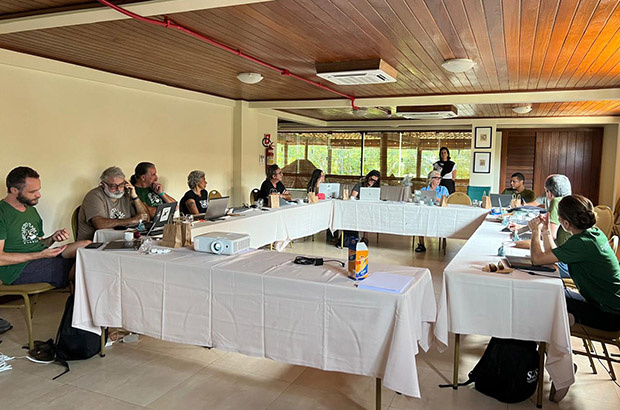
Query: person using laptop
350 170 380 199
257 164 292 202
528 194 620 402
415 170 449 253
130 162 176 218
306 169 325 194
77 166 149 241
501 172 536 204
180 170 209 215
0 167 90 288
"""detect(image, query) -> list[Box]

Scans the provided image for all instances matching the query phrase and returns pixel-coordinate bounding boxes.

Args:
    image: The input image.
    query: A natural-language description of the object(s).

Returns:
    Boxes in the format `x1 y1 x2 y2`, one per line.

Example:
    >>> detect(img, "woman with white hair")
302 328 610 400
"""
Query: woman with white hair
180 170 208 215
414 170 449 253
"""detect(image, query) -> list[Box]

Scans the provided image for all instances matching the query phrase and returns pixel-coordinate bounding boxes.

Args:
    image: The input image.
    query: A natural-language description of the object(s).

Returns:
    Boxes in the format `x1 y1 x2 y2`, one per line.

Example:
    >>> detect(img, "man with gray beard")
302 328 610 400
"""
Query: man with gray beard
77 166 149 241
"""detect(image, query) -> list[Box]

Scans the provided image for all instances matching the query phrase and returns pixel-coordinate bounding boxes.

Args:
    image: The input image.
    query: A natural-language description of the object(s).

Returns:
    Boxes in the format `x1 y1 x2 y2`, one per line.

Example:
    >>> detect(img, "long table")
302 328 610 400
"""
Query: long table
73 248 437 398
331 200 489 239
435 220 575 395
93 200 487 247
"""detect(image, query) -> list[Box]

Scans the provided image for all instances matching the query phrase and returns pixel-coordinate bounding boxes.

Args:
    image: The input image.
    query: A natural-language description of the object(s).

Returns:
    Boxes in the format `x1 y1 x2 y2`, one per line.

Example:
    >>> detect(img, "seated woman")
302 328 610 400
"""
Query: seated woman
180 170 209 215
528 194 620 401
307 169 325 194
415 170 450 253
350 170 380 199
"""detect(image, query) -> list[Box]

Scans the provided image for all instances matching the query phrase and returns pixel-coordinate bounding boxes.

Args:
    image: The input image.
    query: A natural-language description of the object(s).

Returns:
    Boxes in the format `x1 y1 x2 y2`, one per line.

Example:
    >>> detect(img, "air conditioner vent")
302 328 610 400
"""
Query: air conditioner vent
316 59 397 85
396 105 458 119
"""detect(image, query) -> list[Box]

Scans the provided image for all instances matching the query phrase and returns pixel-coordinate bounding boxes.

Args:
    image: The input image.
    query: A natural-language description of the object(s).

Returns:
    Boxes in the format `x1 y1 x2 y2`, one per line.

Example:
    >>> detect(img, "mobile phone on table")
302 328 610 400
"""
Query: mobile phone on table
85 242 104 249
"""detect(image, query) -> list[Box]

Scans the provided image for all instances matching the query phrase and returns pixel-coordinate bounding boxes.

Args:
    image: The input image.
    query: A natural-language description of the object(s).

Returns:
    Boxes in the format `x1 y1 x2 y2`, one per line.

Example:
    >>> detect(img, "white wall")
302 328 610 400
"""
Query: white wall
600 124 620 208
0 49 238 239
468 121 501 193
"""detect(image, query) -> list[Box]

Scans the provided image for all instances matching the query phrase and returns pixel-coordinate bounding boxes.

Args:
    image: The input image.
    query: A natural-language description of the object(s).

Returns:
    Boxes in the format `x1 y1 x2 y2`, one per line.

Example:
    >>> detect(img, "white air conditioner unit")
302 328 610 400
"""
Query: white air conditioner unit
316 59 397 85
396 105 458 119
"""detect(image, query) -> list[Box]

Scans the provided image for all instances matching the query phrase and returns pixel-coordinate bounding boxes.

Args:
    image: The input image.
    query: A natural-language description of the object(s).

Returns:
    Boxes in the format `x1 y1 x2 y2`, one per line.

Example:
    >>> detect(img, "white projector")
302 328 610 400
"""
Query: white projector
193 232 251 255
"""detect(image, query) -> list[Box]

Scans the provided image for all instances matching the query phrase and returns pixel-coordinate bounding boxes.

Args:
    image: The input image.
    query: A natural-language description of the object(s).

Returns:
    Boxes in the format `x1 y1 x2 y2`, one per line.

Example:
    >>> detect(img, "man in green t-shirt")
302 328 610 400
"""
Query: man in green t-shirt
0 167 91 289
130 162 176 219
501 172 536 204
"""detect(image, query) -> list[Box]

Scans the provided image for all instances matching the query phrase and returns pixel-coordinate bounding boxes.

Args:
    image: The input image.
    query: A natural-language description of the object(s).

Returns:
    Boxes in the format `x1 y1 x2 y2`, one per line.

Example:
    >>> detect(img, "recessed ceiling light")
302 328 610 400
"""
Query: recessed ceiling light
441 58 475 73
512 105 533 114
237 72 263 84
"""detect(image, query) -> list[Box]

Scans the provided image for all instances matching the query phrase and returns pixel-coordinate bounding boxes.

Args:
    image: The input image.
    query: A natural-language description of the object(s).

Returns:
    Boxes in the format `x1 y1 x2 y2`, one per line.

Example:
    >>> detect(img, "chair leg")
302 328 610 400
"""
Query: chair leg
443 238 447 255
30 293 40 317
22 293 35 351
601 342 616 381
582 338 597 374
100 327 106 357
536 342 546 409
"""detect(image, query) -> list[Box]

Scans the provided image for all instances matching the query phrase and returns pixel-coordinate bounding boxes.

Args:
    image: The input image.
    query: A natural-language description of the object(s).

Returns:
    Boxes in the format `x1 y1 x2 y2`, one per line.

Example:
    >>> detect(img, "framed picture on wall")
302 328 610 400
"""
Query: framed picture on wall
474 127 492 149
473 152 491 174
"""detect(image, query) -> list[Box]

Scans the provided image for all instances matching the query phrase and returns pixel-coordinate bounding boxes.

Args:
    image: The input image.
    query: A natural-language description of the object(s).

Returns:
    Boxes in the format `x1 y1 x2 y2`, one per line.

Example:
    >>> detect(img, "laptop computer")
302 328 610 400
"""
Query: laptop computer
318 183 340 199
503 248 557 272
205 196 229 220
359 187 380 201
145 201 177 236
103 240 141 251
490 194 513 208
420 190 437 202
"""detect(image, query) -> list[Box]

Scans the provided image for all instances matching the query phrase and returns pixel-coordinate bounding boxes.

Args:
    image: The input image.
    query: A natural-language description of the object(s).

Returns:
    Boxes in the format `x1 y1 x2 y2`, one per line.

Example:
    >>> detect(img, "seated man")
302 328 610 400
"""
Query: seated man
501 172 536 204
257 164 292 202
0 167 90 288
130 162 176 218
77 166 149 241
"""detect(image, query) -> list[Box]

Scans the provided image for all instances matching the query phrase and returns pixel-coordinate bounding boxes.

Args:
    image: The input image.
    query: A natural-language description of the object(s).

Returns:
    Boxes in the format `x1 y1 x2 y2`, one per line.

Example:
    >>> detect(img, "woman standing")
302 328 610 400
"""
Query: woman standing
433 147 456 194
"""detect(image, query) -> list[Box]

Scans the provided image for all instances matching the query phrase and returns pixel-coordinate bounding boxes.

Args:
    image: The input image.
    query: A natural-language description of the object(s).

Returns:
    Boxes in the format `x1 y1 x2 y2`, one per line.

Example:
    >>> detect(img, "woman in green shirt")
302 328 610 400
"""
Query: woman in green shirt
529 194 620 331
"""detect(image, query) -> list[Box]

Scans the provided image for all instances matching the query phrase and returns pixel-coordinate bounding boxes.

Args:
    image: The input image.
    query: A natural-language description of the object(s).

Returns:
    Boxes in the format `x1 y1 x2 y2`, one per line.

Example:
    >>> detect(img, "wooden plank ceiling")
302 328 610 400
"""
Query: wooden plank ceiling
282 100 620 120
0 0 618 119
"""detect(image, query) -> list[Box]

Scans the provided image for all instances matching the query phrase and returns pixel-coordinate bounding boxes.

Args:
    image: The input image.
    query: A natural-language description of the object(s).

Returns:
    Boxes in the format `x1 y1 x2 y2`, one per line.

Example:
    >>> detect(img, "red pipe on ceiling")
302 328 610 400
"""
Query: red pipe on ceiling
96 0 359 109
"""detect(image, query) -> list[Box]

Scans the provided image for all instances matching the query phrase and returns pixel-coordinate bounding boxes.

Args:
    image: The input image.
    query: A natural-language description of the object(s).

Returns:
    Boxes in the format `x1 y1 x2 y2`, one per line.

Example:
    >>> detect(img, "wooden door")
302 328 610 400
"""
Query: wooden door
500 128 603 204
499 130 536 191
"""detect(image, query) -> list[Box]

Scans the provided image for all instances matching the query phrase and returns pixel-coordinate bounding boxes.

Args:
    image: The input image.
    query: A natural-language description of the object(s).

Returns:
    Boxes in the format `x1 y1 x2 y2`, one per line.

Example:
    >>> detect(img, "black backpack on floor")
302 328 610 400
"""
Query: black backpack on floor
463 337 540 403
27 294 106 379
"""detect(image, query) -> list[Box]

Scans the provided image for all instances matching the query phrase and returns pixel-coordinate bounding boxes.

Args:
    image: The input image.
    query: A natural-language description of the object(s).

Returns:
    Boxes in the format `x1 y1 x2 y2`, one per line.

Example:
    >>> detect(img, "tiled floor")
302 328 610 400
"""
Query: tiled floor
1 233 618 409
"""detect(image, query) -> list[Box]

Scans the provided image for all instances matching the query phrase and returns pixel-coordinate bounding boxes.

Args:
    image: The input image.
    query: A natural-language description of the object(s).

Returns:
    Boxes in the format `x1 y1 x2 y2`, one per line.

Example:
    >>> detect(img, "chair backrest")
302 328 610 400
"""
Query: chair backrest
447 192 472 206
208 189 222 200
250 188 260 203
71 205 81 240
608 235 619 259
467 186 491 202
594 205 614 238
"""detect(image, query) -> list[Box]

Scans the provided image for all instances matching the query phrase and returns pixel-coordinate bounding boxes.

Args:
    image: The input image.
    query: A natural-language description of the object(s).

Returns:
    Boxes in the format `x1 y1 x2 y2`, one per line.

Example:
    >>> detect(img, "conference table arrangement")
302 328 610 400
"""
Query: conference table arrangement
435 219 575 394
73 247 437 398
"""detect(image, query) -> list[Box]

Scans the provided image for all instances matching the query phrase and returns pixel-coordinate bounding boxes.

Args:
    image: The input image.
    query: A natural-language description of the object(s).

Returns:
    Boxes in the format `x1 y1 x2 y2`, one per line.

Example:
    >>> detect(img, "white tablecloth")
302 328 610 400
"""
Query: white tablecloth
73 248 437 398
435 220 574 390
332 201 488 239
93 201 333 249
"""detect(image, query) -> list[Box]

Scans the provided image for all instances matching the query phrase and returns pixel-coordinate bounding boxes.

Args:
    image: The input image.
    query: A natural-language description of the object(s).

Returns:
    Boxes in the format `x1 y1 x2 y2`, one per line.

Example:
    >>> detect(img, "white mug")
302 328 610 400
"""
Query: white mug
124 231 134 241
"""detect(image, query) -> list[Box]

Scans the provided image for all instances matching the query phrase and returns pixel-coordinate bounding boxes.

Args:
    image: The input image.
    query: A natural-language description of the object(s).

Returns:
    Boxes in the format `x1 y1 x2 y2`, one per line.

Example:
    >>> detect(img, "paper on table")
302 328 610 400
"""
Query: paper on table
357 272 415 293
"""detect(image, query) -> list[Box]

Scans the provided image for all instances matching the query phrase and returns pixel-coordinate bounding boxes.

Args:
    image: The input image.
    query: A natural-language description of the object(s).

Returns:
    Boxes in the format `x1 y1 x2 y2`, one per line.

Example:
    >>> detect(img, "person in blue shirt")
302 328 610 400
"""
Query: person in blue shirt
415 170 449 252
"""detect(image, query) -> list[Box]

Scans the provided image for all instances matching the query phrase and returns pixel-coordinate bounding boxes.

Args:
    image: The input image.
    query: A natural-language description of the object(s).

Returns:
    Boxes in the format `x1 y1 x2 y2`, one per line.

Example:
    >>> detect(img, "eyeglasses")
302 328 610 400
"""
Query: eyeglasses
432 176 441 180
370 177 379 183
104 181 126 190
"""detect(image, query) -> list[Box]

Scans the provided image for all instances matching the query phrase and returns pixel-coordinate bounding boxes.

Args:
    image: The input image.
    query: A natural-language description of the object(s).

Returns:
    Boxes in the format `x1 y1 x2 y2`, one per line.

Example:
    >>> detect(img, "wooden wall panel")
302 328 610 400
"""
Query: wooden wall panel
504 128 603 205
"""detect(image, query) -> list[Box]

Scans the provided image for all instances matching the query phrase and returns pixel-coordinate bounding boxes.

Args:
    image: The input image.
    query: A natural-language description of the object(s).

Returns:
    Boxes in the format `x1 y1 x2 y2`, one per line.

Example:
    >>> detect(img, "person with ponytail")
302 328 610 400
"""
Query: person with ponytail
528 194 620 401
131 162 176 218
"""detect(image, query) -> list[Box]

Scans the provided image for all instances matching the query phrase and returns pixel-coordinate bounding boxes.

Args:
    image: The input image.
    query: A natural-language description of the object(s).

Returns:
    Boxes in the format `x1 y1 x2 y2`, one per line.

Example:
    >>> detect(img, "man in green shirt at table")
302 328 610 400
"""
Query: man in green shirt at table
130 162 176 219
502 172 536 204
0 166 91 289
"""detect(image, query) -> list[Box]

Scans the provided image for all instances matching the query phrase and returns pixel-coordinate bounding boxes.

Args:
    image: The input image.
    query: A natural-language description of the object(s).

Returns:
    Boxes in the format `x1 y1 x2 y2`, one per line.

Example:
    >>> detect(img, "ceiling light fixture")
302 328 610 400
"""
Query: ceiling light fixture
237 72 263 84
441 58 475 73
512 104 533 114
